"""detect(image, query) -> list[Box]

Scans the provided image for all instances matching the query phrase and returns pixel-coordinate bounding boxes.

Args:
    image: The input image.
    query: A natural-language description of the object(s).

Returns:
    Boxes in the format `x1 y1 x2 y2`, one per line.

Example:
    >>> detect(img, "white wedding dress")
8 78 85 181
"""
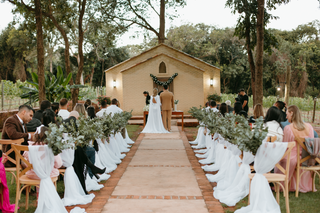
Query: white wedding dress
142 95 169 133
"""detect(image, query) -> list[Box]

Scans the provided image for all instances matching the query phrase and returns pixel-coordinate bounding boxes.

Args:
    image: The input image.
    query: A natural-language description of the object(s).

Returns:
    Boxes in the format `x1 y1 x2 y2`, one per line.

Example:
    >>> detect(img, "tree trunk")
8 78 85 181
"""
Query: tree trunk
245 13 256 106
100 59 104 86
72 0 86 108
255 0 265 105
90 63 96 86
35 0 45 103
158 0 165 44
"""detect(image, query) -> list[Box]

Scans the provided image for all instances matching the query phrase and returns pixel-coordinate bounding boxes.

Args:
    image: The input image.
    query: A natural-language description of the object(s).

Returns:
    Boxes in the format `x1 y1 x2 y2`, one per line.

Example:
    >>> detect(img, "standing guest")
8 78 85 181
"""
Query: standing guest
225 100 234 114
239 89 249 113
264 106 283 142
58 98 70 119
143 91 151 106
275 105 314 192
160 85 174 131
249 104 264 123
218 103 228 116
74 103 88 118
51 102 59 116
26 108 41 132
274 101 287 122
96 100 108 117
1 105 34 167
34 100 51 122
84 99 91 109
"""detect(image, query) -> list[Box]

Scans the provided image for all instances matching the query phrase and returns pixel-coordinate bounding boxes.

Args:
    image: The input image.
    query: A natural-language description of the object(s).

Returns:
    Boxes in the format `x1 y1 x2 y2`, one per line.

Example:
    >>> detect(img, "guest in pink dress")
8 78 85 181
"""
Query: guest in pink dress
275 105 314 192
23 126 62 180
0 151 16 212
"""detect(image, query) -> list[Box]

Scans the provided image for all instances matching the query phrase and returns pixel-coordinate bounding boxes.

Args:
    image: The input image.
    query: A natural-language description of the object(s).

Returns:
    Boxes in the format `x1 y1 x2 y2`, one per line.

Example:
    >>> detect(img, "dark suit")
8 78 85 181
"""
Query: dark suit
33 110 43 122
2 114 29 166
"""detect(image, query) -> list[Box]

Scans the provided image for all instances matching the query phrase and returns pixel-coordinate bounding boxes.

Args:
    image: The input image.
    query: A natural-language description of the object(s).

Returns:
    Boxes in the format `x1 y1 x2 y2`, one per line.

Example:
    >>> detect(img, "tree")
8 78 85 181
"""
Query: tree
100 0 186 44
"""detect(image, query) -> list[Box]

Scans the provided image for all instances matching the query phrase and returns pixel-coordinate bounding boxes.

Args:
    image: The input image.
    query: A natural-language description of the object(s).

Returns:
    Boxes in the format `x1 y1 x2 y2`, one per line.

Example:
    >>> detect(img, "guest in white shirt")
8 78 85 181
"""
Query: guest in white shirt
96 99 109 117
57 98 70 120
209 100 219 112
97 99 122 118
264 106 284 142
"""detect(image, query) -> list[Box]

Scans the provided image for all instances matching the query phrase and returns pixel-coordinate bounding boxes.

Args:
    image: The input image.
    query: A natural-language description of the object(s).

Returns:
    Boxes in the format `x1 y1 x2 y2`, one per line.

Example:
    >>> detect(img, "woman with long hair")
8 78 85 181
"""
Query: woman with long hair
275 105 314 192
142 88 169 133
264 106 283 142
74 103 88 118
87 106 96 119
249 104 264 123
219 103 228 117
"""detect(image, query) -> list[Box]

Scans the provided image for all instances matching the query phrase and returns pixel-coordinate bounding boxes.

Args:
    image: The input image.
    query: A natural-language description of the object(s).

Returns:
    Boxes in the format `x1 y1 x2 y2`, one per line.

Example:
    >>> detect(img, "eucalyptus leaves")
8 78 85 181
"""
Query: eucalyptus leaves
44 111 132 155
189 107 268 155
150 73 178 86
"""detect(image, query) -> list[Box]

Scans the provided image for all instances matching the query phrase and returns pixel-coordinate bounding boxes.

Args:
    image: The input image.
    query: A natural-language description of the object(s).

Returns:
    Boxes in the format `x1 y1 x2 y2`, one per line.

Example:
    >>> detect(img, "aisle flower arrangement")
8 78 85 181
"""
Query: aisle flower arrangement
44 111 132 154
189 107 268 155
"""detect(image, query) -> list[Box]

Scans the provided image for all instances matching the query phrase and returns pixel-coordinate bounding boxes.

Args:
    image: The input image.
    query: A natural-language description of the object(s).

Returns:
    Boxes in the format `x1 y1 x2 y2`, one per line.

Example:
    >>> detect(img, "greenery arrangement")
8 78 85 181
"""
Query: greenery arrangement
44 110 132 154
97 96 111 105
174 100 179 104
143 105 149 111
189 107 268 155
19 66 85 103
207 93 222 102
150 73 178 86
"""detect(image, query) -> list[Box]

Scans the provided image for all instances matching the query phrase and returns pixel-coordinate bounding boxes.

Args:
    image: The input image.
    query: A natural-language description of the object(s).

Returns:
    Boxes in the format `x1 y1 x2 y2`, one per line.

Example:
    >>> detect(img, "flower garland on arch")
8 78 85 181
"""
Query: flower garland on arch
150 73 178 86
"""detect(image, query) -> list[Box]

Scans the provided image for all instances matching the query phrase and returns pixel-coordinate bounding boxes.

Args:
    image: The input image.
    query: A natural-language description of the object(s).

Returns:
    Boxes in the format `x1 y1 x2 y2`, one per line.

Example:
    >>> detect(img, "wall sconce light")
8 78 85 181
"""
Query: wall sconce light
210 78 214 86
113 80 116 88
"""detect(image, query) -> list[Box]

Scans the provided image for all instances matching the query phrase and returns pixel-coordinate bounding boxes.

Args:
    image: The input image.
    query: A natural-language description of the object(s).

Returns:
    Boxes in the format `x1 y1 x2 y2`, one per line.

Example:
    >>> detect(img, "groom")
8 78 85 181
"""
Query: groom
160 85 174 131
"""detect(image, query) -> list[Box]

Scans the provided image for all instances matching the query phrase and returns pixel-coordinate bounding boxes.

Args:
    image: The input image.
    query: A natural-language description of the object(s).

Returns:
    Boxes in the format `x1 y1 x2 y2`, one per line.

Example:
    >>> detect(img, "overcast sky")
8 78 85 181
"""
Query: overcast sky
0 0 319 47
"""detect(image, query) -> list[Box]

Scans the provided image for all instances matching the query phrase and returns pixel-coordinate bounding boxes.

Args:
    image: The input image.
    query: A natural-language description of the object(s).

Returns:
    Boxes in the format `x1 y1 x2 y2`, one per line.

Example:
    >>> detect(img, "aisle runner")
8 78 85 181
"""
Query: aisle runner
100 126 224 213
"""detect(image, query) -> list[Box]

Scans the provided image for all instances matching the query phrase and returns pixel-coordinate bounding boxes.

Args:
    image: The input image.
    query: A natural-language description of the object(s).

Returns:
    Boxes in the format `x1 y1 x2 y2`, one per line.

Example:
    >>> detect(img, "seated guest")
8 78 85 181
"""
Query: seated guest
225 100 233 114
51 102 59 117
87 106 96 119
275 105 314 192
205 101 209 108
219 103 228 117
0 150 16 212
264 106 283 142
96 100 108 117
209 100 219 112
2 105 34 167
34 100 51 122
42 109 57 127
74 103 88 118
57 98 70 120
249 104 264 123
274 101 287 122
84 99 91 109
23 126 62 180
63 112 106 193
26 108 41 132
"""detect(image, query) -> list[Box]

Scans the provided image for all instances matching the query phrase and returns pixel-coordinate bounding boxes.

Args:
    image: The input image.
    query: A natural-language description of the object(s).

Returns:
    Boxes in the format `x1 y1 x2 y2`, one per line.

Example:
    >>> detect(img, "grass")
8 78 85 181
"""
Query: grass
126 124 142 141
185 127 320 213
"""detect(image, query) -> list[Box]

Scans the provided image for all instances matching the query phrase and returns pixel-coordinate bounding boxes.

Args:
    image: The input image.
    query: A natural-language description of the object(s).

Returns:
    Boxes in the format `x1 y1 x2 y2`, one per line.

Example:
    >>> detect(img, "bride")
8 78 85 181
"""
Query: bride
142 88 169 133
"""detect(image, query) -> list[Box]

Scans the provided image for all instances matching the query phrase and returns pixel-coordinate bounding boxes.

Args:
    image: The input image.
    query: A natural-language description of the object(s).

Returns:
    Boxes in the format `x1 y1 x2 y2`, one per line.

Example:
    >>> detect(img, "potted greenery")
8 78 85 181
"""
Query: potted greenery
174 100 179 111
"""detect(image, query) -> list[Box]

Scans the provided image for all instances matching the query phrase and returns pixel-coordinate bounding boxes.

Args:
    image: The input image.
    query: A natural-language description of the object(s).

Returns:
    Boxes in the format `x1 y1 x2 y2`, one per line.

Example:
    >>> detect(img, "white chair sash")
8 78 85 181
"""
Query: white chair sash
60 149 95 206
29 145 68 213
235 142 288 213
214 151 255 206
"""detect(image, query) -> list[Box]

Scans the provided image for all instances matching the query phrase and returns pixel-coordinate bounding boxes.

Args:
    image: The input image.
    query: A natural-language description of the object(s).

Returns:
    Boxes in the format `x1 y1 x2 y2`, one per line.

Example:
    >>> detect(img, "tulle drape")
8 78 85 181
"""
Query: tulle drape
235 142 288 213
60 149 95 206
28 145 68 213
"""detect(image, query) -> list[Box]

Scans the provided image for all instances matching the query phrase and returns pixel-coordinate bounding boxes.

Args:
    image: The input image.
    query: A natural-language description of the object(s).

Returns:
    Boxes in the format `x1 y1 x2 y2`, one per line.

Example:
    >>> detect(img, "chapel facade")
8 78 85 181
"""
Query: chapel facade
104 44 221 115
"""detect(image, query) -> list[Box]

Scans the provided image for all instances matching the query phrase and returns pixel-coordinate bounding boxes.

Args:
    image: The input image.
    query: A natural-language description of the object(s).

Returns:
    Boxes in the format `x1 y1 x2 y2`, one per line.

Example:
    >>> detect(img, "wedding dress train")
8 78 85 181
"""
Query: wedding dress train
142 95 169 133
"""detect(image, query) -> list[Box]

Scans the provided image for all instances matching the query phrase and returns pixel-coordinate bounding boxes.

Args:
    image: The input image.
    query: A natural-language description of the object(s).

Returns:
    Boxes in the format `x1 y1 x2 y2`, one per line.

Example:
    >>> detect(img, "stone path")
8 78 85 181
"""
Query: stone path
69 126 223 213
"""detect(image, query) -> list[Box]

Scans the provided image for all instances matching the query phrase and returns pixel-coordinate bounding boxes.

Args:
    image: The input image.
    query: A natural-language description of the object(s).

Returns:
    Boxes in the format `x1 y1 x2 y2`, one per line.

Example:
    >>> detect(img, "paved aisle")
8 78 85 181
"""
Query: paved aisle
101 126 224 213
